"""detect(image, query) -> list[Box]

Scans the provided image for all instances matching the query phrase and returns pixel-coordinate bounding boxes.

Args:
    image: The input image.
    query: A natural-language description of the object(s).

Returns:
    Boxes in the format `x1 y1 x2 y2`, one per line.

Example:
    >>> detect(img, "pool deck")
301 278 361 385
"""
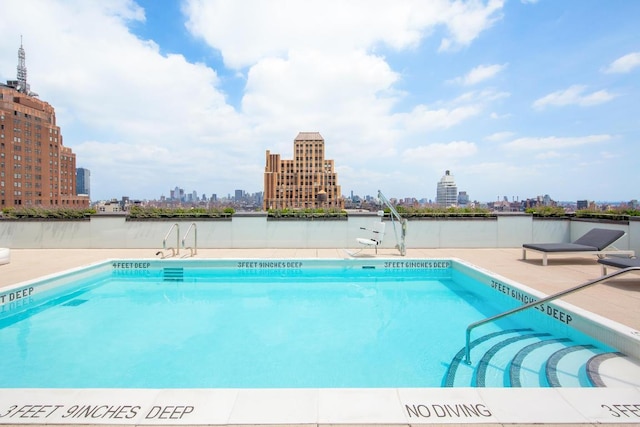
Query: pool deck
1 248 640 427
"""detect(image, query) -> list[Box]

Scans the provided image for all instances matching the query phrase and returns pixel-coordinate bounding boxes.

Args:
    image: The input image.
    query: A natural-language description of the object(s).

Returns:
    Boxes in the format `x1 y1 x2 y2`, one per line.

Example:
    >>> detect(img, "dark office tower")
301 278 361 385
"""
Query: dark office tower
76 168 90 198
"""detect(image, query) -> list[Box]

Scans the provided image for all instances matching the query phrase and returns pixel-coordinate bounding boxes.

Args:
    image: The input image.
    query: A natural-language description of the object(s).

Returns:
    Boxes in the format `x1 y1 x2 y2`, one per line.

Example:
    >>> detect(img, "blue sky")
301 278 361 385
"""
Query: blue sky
1 0 638 203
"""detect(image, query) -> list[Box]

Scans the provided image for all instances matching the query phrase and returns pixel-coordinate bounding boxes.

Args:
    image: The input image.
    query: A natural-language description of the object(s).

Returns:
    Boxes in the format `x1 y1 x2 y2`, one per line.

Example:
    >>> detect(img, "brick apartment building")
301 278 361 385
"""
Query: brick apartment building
0 41 88 209
264 132 343 210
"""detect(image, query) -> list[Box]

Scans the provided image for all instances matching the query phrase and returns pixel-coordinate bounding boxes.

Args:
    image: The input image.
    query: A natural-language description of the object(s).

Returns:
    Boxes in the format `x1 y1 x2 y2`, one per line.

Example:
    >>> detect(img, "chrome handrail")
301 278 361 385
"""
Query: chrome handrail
464 266 640 365
182 222 197 257
162 223 180 256
377 190 408 256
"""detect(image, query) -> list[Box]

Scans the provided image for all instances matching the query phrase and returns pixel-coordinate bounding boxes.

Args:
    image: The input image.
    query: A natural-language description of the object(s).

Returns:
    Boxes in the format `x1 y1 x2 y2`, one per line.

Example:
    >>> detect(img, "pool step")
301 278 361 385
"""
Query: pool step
163 267 184 282
443 328 625 388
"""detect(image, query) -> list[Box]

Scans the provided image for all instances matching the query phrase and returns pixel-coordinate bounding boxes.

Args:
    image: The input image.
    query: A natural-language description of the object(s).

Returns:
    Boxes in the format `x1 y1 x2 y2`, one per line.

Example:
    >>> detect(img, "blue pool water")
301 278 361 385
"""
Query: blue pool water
0 259 617 388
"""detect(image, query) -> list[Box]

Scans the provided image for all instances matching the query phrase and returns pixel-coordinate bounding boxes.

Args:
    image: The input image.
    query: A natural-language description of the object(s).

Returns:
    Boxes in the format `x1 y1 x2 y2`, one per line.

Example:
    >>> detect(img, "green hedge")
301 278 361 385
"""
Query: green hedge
127 206 235 219
574 208 640 221
524 207 640 220
525 206 568 217
267 208 347 218
1 207 96 219
392 206 493 218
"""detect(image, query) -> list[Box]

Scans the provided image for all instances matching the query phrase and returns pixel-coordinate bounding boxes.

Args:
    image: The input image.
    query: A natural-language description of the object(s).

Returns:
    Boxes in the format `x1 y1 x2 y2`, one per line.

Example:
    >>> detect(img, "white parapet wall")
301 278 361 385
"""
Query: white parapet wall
0 214 636 255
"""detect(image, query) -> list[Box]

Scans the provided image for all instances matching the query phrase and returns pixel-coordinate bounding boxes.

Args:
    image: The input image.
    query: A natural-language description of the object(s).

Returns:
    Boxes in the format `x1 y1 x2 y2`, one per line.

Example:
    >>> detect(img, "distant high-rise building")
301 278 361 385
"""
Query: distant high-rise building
0 40 88 208
264 132 343 210
76 168 90 197
170 186 185 202
457 191 469 206
436 170 458 206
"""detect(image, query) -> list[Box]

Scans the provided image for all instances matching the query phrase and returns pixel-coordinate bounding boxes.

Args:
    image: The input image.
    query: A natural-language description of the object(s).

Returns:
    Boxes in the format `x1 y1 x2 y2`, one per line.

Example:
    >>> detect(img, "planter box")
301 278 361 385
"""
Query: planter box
267 215 347 221
126 216 232 222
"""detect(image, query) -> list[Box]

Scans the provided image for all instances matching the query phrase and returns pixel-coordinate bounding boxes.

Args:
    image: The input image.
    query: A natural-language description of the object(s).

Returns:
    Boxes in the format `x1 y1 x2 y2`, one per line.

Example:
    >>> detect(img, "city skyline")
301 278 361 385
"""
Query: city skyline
1 1 638 203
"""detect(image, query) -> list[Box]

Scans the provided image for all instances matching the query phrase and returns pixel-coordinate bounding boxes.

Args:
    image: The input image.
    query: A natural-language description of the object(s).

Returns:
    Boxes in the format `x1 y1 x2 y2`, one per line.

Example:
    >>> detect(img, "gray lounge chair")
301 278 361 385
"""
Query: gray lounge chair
522 228 635 266
598 256 640 275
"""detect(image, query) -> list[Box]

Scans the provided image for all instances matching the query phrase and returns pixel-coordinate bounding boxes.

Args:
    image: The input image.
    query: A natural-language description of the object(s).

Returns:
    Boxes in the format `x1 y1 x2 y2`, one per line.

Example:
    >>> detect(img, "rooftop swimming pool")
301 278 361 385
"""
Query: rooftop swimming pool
1 258 638 389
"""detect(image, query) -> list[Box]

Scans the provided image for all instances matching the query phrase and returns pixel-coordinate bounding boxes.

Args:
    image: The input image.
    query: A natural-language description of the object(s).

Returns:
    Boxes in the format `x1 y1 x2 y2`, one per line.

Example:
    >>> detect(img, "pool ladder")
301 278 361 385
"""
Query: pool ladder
182 222 197 257
464 266 640 364
156 222 197 258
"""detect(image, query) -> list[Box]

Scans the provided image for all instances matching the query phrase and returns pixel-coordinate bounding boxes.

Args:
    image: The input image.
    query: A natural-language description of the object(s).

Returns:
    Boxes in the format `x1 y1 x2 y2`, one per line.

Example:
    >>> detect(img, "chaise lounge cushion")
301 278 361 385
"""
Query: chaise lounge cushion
572 228 625 250
523 229 625 252
598 257 640 269
522 242 599 252
597 256 640 275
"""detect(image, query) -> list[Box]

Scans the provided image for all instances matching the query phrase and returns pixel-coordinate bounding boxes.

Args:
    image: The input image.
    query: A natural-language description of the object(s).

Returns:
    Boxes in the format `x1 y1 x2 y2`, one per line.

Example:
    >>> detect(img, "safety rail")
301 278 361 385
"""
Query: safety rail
377 190 408 256
182 222 197 257
161 223 180 257
464 266 640 365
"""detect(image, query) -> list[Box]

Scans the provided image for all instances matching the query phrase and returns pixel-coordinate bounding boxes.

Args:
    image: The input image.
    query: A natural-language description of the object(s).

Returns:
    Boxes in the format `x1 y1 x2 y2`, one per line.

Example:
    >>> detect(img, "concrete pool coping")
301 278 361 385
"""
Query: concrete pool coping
1 248 640 426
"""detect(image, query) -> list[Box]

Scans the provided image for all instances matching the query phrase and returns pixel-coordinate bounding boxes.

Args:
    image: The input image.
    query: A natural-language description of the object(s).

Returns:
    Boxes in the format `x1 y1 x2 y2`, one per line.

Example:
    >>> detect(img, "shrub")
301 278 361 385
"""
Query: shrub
267 208 347 218
575 208 639 221
127 206 234 219
525 206 567 217
390 206 493 217
1 207 96 219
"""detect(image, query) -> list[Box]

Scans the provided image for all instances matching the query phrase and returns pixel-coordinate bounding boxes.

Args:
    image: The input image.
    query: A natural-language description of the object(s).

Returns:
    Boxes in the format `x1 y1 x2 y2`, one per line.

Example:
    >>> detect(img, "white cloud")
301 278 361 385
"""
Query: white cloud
453 89 510 104
437 0 504 51
395 88 508 134
532 85 616 109
400 105 482 132
394 89 508 136
535 151 564 160
599 151 619 160
503 134 613 151
450 63 507 86
243 49 399 121
184 0 505 68
402 141 478 163
603 52 640 74
485 131 515 141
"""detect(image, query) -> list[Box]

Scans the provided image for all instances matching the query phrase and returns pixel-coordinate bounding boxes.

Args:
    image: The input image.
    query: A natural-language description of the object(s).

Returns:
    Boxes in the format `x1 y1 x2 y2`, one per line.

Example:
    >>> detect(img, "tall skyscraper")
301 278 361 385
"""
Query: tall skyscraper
0 40 88 208
76 167 91 197
264 132 343 210
436 170 458 206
